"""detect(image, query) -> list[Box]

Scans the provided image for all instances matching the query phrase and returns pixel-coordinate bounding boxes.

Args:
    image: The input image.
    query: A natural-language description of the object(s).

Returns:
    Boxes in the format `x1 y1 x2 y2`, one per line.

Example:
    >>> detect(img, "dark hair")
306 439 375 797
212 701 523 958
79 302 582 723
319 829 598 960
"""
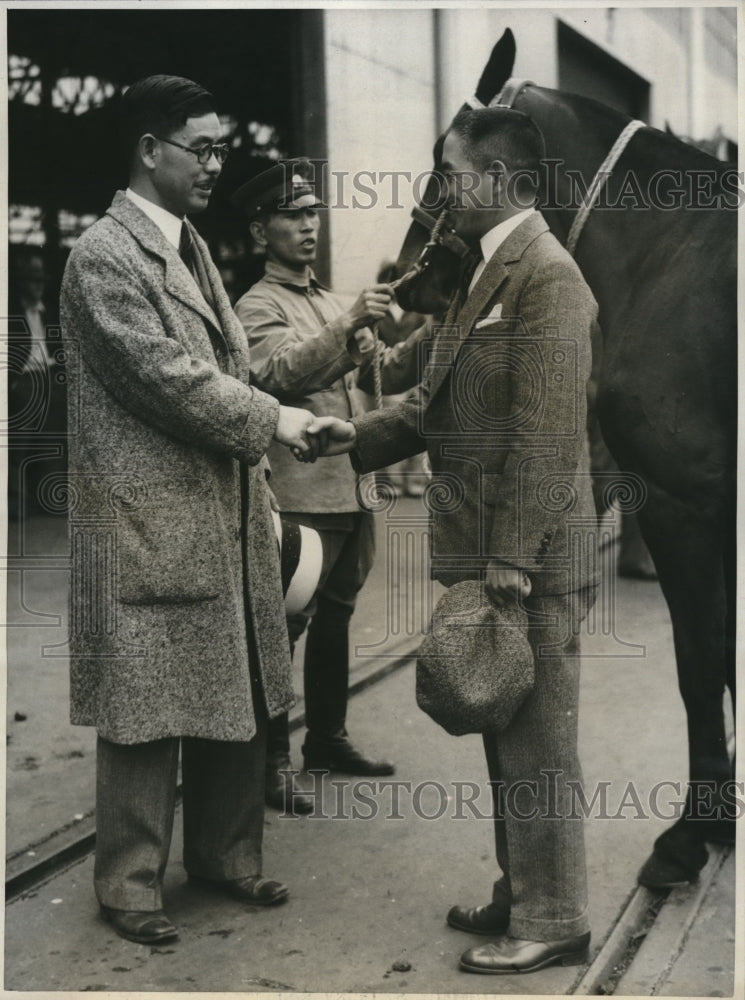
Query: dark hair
120 74 216 162
446 107 545 189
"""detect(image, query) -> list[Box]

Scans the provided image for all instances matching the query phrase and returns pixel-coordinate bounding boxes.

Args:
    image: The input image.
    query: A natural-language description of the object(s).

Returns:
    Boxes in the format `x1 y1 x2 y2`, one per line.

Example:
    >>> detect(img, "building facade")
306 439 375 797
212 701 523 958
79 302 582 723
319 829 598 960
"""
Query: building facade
5 5 739 298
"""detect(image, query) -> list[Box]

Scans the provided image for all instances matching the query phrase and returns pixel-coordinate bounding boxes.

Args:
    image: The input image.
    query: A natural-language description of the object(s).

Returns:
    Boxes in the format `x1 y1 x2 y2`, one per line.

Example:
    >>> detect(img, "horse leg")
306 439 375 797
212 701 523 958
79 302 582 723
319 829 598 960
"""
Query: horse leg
631 485 734 888
618 512 657 580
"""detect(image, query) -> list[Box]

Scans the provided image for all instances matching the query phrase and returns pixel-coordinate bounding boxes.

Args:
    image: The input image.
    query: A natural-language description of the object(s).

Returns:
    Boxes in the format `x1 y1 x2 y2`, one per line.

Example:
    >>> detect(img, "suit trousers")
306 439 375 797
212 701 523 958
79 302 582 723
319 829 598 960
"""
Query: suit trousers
482 587 596 941
94 701 267 911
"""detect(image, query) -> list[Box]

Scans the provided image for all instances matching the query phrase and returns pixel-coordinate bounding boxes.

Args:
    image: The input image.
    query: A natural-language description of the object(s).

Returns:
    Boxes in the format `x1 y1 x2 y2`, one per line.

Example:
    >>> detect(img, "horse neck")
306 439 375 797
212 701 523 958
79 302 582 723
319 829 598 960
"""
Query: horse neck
523 87 734 321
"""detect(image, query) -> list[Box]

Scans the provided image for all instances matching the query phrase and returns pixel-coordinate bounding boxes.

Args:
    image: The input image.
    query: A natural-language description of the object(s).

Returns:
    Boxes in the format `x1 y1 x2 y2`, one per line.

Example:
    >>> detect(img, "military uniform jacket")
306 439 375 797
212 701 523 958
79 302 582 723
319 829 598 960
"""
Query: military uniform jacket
235 261 425 513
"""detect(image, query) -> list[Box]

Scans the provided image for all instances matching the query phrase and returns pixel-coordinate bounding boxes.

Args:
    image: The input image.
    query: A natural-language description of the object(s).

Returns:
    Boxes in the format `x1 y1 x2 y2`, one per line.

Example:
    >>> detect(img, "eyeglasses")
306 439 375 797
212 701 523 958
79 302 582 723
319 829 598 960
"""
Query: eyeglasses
155 136 230 165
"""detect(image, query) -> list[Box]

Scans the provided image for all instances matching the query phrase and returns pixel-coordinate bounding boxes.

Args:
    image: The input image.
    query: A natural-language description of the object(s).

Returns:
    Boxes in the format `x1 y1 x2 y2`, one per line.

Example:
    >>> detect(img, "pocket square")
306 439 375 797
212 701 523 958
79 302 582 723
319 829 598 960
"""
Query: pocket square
475 304 503 328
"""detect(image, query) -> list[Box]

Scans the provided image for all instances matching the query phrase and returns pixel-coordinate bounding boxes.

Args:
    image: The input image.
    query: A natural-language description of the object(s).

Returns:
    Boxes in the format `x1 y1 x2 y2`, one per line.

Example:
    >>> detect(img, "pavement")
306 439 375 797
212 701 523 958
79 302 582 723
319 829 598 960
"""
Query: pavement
3 503 741 995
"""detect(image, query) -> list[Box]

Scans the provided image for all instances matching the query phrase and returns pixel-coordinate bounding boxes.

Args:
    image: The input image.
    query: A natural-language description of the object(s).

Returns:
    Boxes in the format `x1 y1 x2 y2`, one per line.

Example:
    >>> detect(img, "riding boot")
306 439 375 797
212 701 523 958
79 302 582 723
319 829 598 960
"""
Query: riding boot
302 596 394 775
264 713 313 815
303 596 351 744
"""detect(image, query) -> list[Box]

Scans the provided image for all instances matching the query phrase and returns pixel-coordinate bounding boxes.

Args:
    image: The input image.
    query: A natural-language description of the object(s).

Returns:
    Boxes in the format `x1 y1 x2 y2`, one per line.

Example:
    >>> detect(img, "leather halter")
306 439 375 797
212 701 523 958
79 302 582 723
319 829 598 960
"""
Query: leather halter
469 77 645 257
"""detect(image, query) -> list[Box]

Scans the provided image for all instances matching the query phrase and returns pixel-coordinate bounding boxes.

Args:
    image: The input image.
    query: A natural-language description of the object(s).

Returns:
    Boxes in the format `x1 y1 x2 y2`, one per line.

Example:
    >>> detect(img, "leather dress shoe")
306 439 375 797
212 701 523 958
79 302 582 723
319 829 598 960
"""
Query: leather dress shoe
302 737 395 777
447 902 509 935
265 769 314 814
188 873 289 906
100 905 178 945
460 932 591 974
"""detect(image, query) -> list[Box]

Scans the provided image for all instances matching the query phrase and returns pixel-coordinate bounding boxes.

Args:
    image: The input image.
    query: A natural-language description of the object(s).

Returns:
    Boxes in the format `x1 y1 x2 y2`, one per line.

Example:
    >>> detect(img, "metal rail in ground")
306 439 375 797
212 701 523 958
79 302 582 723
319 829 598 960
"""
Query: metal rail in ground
570 734 736 996
5 646 418 903
571 844 731 995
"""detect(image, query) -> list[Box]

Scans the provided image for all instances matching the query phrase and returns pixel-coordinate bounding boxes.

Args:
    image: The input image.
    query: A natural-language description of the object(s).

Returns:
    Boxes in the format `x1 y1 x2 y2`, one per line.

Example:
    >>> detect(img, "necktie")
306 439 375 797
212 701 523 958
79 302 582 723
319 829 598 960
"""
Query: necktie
464 246 484 296
458 247 483 307
179 224 215 309
179 224 195 274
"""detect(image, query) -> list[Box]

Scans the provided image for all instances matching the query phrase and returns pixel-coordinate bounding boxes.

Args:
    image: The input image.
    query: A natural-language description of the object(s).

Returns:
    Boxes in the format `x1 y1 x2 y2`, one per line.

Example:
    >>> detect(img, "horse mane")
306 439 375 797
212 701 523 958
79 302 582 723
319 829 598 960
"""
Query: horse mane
550 87 731 173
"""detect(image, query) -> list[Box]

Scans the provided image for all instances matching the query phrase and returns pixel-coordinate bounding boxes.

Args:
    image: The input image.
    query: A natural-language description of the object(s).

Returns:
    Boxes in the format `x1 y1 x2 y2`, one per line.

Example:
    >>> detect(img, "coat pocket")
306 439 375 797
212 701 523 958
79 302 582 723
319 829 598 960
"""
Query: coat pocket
116 485 226 605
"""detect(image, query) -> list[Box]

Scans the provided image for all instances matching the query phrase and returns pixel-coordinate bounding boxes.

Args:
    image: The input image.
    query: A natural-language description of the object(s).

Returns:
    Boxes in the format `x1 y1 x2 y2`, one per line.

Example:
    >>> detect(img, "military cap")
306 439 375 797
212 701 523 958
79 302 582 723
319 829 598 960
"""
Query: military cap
231 157 324 220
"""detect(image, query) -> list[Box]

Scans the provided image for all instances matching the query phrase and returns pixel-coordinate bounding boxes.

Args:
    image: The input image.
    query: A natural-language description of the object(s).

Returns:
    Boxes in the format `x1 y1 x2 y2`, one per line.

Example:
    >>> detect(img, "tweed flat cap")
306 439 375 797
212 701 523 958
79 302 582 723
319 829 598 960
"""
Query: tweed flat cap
416 581 534 736
231 157 324 219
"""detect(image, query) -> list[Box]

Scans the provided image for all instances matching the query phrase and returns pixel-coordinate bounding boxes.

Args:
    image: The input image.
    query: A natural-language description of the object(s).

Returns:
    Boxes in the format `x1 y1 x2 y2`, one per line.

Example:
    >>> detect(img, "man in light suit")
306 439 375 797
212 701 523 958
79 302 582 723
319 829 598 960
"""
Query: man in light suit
308 107 599 975
60 75 318 945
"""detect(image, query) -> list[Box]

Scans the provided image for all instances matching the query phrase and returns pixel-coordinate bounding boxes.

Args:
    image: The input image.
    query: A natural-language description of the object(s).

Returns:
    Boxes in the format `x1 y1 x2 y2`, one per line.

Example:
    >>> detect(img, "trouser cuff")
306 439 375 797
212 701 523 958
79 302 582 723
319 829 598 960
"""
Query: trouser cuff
508 907 589 942
95 879 162 912
183 851 263 882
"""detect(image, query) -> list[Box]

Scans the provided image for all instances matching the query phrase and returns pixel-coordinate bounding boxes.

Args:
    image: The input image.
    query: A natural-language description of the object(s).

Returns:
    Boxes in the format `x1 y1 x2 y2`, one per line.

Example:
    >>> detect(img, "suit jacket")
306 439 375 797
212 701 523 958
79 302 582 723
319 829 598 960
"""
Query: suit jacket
61 190 294 744
353 213 599 596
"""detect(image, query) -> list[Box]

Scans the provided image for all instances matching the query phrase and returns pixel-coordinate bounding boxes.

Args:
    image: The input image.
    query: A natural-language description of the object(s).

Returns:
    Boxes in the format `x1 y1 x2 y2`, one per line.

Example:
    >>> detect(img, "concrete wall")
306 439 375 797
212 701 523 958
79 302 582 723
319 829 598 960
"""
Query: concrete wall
322 6 738 291
436 7 737 139
323 8 436 295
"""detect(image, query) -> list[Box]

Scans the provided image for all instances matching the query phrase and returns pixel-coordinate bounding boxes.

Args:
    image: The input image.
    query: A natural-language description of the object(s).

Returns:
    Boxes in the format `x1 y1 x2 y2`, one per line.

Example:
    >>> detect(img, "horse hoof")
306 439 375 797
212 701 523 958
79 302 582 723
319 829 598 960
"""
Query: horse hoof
701 818 736 847
637 842 708 889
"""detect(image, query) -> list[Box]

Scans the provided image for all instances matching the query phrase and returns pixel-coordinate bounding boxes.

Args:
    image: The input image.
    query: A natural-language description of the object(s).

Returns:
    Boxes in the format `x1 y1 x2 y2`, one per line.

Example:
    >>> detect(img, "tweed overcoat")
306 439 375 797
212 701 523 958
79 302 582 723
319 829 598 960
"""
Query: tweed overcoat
61 191 294 744
353 213 599 596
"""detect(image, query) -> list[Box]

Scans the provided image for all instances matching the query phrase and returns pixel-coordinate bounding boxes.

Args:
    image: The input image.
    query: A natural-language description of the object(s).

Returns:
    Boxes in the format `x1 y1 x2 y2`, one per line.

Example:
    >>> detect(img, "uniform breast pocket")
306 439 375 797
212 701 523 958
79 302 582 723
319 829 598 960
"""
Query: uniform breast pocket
116 486 226 605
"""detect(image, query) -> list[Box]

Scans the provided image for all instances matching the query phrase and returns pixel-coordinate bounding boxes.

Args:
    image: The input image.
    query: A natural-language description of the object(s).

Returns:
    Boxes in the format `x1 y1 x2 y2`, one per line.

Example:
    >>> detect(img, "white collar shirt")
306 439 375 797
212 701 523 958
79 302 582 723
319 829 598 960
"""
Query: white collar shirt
126 187 184 249
468 207 537 293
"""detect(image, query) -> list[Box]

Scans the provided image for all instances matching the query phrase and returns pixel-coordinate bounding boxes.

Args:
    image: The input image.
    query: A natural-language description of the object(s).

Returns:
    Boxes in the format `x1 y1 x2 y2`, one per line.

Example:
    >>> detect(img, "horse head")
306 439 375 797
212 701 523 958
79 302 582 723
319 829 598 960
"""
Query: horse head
393 30 518 314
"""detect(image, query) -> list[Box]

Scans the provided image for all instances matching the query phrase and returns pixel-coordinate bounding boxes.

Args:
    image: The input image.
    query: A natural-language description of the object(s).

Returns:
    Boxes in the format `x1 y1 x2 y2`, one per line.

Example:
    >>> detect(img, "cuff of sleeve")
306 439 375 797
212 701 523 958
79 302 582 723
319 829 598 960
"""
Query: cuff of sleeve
238 388 281 466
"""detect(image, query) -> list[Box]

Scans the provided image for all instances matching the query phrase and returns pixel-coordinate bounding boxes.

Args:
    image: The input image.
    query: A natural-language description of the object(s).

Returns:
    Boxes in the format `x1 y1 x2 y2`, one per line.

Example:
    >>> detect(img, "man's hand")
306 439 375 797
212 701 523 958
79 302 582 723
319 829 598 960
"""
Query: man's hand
485 559 532 608
274 405 319 461
345 284 393 331
293 415 357 461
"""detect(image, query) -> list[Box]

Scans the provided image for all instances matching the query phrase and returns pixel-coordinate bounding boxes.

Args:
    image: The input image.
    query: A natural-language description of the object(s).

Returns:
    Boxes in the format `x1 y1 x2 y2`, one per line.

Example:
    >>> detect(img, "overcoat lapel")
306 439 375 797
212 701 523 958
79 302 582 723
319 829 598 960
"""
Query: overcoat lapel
107 192 228 348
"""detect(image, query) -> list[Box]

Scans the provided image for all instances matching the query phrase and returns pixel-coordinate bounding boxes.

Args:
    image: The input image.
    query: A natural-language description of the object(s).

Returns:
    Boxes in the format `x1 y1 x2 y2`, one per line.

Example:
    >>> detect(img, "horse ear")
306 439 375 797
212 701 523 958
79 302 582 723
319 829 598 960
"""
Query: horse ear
475 28 516 106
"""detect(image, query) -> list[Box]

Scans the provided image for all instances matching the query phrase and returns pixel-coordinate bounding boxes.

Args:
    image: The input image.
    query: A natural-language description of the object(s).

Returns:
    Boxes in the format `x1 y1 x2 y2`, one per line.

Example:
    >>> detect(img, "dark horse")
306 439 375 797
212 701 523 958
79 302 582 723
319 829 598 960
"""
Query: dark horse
394 30 737 887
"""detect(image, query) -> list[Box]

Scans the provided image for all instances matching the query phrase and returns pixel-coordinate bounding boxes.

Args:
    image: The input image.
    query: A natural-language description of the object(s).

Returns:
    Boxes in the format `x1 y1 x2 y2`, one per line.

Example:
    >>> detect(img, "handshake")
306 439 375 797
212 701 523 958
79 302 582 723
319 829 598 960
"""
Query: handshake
274 406 357 463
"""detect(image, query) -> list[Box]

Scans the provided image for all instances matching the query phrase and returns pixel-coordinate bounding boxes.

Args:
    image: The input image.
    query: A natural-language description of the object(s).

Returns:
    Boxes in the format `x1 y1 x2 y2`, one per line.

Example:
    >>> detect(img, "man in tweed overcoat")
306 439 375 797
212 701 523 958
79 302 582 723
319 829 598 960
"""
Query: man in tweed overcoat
60 75 317 945
309 107 599 975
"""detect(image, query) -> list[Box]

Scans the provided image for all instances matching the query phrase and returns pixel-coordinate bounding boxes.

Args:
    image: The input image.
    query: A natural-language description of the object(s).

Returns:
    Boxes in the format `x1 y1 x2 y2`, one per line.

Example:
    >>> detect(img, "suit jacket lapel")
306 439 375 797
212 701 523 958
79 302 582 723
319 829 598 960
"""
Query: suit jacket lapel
424 213 549 405
456 254 509 333
425 253 509 403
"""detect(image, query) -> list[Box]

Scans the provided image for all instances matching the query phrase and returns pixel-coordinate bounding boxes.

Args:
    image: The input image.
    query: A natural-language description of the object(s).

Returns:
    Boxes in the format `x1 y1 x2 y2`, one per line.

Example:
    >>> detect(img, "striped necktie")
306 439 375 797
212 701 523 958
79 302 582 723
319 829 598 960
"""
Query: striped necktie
179 224 215 309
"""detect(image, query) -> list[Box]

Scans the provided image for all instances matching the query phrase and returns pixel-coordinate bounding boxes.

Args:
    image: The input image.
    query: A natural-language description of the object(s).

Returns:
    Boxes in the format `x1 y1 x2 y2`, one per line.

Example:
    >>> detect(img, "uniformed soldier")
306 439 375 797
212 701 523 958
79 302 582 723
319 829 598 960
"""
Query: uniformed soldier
232 159 425 813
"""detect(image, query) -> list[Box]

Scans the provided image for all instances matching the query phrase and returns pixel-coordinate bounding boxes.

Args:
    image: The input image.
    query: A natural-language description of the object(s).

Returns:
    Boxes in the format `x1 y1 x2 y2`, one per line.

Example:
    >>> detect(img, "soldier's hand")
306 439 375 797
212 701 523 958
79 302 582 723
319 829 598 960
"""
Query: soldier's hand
484 560 532 607
352 328 376 356
346 284 393 331
274 405 319 461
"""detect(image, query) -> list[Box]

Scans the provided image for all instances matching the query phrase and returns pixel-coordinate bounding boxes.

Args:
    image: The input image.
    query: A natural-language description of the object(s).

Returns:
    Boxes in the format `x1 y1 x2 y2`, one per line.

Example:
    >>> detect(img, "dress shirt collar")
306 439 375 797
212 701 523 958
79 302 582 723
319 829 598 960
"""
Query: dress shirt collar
126 188 183 249
263 258 330 292
479 207 536 266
